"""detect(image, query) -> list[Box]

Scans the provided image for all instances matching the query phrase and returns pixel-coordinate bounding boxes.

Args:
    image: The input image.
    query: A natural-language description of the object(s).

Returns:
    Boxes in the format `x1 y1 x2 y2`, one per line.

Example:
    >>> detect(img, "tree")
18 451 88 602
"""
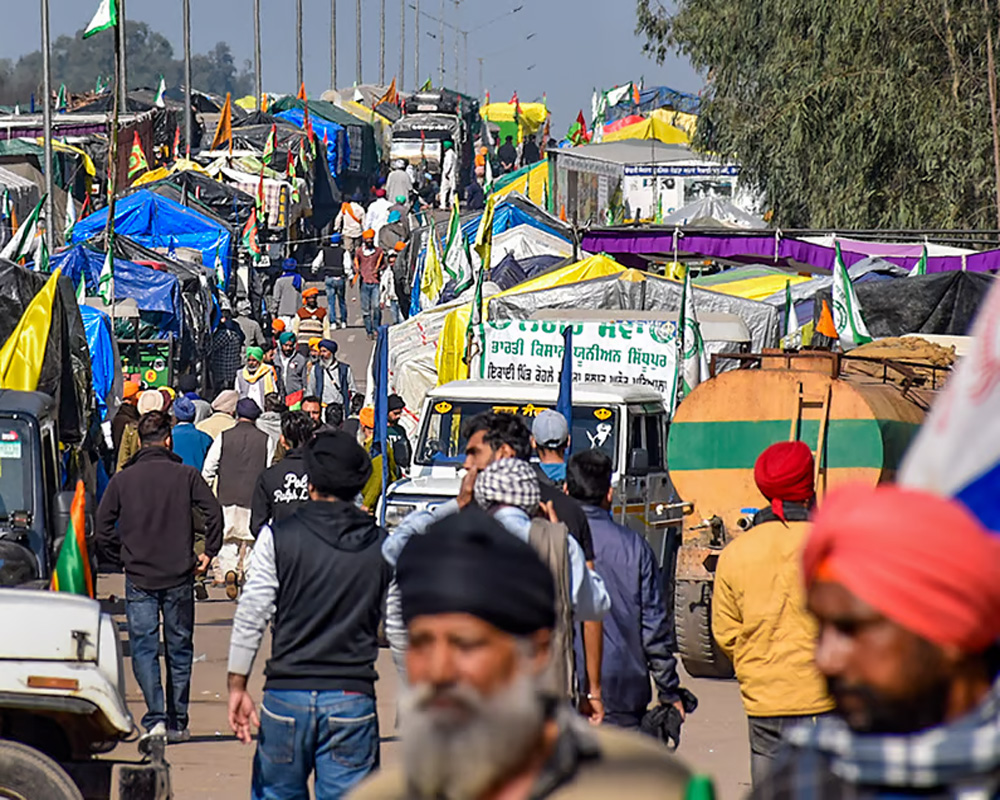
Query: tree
637 0 1000 229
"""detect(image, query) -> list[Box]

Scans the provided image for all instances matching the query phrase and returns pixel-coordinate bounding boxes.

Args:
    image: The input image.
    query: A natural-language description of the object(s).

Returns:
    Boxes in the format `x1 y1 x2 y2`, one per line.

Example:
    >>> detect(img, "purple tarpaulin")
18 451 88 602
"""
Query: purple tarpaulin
581 230 1000 274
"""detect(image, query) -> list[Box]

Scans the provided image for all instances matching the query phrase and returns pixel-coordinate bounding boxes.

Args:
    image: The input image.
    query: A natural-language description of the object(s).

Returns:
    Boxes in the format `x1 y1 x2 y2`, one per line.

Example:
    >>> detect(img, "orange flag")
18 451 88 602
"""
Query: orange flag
297 82 307 101
210 93 233 153
376 78 397 108
816 298 839 339
261 92 269 113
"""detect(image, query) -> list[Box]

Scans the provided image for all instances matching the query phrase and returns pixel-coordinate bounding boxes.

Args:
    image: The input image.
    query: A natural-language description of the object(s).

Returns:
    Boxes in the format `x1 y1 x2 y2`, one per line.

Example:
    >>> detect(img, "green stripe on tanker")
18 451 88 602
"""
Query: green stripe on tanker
668 418 920 471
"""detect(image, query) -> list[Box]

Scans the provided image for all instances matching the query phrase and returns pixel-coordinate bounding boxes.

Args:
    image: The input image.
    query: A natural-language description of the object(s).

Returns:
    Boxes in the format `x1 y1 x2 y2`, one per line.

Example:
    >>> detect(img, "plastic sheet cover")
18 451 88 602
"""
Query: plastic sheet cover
80 305 119 422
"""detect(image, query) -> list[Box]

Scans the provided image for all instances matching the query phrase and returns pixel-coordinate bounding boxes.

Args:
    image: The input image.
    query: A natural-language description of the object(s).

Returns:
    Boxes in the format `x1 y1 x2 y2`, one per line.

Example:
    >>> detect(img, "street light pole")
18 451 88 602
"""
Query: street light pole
117 0 128 108
438 0 444 86
253 0 262 102
356 0 363 84
40 0 54 251
414 0 420 90
331 0 338 89
183 0 192 155
454 0 460 93
296 0 304 89
379 0 386 85
399 0 406 89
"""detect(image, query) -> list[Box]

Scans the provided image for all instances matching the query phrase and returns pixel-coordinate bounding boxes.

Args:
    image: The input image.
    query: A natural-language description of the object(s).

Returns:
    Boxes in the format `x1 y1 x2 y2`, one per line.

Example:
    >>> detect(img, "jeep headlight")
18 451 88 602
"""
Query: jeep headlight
384 503 418 528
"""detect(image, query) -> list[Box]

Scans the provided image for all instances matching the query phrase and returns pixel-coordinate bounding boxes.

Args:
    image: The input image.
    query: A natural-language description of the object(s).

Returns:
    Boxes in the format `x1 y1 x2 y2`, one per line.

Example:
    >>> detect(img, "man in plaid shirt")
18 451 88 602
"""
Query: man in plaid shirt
751 484 1000 800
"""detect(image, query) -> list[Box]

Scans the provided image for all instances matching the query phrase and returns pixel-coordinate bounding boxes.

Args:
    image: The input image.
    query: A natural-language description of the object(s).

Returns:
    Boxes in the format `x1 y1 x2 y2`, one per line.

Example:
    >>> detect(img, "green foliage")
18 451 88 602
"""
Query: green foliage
636 0 999 228
0 21 253 105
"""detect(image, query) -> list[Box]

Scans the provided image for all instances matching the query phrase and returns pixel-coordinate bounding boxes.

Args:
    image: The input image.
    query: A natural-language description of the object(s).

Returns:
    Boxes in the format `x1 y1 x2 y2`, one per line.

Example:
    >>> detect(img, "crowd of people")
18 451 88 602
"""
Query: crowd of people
97 308 1000 799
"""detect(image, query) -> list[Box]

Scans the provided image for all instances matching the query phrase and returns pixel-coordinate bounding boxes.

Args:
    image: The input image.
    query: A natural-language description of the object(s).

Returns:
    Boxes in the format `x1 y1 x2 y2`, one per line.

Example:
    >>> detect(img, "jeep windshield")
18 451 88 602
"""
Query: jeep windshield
0 420 31 522
415 400 619 468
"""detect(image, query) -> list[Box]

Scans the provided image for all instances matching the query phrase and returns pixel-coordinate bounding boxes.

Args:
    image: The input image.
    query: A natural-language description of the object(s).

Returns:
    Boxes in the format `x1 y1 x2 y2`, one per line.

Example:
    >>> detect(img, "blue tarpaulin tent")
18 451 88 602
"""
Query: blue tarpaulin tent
79 304 118 422
51 245 184 338
70 190 233 277
459 203 568 243
276 108 349 181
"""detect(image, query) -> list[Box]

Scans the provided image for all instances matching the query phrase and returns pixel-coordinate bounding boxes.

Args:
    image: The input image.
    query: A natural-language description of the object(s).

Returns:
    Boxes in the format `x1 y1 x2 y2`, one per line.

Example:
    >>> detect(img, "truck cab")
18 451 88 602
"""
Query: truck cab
382 380 681 564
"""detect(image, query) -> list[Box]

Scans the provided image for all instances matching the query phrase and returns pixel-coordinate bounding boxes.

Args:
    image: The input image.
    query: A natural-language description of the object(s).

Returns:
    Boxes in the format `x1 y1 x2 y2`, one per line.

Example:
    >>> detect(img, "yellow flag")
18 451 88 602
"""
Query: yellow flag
210 93 233 153
0 268 61 391
420 221 445 308
473 194 497 273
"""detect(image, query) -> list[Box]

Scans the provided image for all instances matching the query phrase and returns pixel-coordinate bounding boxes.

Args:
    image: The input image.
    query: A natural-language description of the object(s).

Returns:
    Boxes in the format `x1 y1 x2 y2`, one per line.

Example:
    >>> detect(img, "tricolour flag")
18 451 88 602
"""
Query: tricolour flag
678 266 708 399
0 195 45 263
909 245 928 277
241 208 262 264
127 131 148 179
50 481 94 597
0 267 61 390
262 124 277 166
442 194 471 291
832 241 873 349
154 75 166 108
83 0 117 39
98 238 114 304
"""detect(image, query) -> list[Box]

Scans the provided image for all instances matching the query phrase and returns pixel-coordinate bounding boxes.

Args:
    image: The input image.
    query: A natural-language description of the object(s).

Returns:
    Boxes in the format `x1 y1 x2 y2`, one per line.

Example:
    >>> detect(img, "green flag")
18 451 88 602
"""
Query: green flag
832 241 873 349
154 75 166 108
50 481 93 597
908 245 928 277
262 124 277 166
473 193 497 273
442 194 472 291
464 250 488 365
56 84 67 111
0 194 45 263
83 0 118 39
76 271 86 304
678 266 708 400
98 237 114 304
213 237 227 288
420 77 432 91
780 279 802 348
64 192 76 240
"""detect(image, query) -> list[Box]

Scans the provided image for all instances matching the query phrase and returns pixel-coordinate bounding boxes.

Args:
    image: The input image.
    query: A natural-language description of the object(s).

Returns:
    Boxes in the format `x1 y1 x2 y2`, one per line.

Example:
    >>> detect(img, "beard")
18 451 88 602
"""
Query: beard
399 673 547 800
827 674 951 734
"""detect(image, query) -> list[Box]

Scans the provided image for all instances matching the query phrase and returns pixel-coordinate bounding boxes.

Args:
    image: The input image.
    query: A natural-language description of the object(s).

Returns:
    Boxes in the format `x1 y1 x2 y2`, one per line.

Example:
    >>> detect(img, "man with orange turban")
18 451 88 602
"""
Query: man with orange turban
713 441 834 786
751 484 1000 799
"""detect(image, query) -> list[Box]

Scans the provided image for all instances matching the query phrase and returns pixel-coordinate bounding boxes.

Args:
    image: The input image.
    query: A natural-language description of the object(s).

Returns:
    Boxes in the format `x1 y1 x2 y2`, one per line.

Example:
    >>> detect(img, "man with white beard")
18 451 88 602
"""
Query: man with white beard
350 508 692 800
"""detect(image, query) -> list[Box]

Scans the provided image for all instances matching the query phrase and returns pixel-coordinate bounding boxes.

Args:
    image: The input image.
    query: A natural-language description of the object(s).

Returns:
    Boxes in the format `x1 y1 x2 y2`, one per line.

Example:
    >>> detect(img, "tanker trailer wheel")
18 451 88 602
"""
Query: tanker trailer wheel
0 740 83 800
675 579 735 679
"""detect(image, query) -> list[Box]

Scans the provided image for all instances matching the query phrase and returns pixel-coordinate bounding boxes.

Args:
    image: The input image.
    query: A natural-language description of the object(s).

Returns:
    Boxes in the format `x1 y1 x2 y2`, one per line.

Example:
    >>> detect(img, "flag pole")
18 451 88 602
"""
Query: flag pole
40 0 55 253
106 9 121 321
117 0 128 108
183 0 192 157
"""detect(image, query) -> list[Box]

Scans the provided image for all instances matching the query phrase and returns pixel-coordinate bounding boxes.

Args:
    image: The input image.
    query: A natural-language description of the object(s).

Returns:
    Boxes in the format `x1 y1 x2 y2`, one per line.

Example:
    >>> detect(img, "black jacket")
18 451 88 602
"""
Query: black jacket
250 449 310 537
534 464 596 562
96 447 223 591
265 501 391 692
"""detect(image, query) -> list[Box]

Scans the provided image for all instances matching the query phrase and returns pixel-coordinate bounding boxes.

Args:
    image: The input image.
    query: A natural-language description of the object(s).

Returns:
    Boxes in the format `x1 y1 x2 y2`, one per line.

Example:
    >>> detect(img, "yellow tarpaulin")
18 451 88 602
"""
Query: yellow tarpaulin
699 273 812 302
602 116 690 145
0 268 60 391
130 159 212 188
436 254 626 384
650 109 698 136
235 95 258 111
490 160 548 205
481 102 549 137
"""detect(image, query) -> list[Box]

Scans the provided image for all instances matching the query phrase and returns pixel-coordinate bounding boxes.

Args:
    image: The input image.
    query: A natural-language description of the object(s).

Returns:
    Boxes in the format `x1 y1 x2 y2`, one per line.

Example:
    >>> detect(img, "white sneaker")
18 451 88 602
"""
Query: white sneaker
167 727 191 744
138 722 167 755
340 321 347 329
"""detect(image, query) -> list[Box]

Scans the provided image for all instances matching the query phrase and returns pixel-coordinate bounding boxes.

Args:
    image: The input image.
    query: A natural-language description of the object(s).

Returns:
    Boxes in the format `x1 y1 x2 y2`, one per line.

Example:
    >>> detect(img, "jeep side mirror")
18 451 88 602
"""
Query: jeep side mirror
627 448 649 477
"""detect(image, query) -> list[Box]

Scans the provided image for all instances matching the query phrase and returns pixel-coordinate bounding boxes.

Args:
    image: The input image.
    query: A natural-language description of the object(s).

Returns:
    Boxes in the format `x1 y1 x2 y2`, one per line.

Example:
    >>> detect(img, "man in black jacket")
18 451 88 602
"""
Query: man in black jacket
250 411 316 537
227 431 390 798
97 411 223 746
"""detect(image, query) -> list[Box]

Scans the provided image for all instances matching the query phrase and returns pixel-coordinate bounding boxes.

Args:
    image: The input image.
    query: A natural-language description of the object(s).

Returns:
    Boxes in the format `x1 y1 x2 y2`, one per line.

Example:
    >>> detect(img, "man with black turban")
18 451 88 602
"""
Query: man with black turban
350 508 692 800
227 431 391 798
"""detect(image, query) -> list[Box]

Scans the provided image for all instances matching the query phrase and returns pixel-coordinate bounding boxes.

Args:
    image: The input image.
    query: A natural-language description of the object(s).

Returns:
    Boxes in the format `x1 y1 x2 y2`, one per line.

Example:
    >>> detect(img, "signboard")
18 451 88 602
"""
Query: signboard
623 164 740 178
476 319 680 411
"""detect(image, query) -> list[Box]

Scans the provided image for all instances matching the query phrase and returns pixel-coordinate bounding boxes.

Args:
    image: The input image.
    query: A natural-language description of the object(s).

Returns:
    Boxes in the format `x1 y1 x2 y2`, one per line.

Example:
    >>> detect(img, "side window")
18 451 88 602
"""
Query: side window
628 412 644 455
41 426 59 497
645 415 664 469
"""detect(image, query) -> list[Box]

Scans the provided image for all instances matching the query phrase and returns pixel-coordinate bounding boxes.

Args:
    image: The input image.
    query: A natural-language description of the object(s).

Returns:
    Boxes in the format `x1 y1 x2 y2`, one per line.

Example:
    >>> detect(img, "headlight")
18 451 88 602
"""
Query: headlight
384 503 418 528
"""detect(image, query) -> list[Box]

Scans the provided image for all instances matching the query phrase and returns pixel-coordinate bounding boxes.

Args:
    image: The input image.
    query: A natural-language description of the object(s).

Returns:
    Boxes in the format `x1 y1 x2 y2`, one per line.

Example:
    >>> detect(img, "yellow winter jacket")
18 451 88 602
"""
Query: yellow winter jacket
712 518 834 717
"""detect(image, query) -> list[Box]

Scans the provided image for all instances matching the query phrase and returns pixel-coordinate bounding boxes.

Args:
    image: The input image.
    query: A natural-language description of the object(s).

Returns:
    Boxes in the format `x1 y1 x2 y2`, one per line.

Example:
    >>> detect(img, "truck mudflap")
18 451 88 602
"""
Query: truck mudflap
63 746 171 800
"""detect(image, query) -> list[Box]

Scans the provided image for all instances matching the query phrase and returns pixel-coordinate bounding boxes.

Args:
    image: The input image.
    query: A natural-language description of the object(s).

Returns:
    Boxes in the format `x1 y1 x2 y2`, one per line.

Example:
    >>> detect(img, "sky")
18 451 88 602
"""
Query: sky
1 0 703 131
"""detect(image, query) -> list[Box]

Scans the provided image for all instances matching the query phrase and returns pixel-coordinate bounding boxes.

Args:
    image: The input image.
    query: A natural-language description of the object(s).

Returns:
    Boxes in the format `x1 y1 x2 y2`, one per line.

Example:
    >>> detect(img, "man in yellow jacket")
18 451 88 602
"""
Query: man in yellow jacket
712 441 834 786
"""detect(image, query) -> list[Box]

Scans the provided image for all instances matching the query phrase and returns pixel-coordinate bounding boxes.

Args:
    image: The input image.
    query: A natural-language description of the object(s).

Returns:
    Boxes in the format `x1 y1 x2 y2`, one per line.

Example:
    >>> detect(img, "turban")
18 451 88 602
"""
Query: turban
304 430 372 498
246 346 264 362
387 210 402 223
395 195 406 204
272 319 286 333
173 396 196 422
362 228 376 240
393 241 407 252
359 407 375 428
803 484 1000 653
319 338 338 354
302 287 320 299
397 506 556 635
329 232 342 245
177 374 198 394
212 389 240 415
474 458 541 515
755 441 815 522
137 390 165 415
375 188 386 198
123 381 140 400
278 331 296 345
282 258 298 272
236 397 262 420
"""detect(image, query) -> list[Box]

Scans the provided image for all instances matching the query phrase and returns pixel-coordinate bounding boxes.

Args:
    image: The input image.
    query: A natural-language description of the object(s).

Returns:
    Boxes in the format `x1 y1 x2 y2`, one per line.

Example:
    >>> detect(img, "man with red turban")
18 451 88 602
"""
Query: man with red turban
713 441 834 786
751 483 1000 799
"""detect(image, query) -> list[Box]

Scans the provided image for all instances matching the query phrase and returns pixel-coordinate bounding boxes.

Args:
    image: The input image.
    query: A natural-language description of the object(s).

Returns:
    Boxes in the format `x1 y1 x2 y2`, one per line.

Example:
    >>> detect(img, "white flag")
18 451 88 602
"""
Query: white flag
154 76 167 108
442 195 472 292
98 245 114 304
832 241 873 349
0 195 44 262
83 0 118 39
64 192 76 240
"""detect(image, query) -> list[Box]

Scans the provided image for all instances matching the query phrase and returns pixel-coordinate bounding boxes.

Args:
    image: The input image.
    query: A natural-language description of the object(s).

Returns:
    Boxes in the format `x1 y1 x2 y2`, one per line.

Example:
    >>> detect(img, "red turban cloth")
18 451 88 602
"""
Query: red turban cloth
754 441 815 522
803 484 1000 653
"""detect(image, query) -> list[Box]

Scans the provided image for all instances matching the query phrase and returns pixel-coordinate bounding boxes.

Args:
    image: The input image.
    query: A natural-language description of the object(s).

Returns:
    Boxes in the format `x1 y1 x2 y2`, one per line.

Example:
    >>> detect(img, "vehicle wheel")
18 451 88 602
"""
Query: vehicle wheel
675 579 735 679
0 740 83 800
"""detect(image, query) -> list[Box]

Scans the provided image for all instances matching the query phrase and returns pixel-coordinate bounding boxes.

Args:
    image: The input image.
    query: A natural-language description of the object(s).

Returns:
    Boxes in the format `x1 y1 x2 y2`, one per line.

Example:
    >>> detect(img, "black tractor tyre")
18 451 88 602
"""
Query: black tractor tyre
675 579 735 679
0 740 83 800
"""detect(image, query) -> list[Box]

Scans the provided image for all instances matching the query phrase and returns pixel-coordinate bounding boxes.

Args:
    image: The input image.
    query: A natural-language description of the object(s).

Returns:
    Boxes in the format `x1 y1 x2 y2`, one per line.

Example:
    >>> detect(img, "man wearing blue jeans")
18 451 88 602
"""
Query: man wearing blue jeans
312 233 351 329
354 229 385 340
228 430 391 799
97 410 223 747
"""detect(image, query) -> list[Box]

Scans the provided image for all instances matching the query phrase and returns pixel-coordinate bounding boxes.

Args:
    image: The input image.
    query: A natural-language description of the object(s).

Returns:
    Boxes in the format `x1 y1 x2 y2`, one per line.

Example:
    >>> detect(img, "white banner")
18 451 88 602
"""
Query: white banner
476 319 680 410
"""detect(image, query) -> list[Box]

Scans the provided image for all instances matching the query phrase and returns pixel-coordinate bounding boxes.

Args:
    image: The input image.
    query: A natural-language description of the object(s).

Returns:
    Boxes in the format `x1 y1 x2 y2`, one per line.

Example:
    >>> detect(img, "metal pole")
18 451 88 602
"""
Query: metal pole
414 0 420 90
296 0 304 90
379 0 386 85
117 0 128 108
399 0 405 90
183 0 192 156
40 0 54 251
331 0 338 89
356 0 363 85
462 31 468 95
438 0 444 85
454 0 459 92
253 0 262 102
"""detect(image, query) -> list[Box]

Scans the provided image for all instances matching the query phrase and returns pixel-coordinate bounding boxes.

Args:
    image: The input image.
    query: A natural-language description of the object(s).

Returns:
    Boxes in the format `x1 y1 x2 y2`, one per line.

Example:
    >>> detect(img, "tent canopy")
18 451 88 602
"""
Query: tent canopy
70 189 233 275
491 161 549 205
481 102 548 141
80 304 119 422
663 197 765 229
695 266 812 301
601 116 690 145
274 108 349 180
